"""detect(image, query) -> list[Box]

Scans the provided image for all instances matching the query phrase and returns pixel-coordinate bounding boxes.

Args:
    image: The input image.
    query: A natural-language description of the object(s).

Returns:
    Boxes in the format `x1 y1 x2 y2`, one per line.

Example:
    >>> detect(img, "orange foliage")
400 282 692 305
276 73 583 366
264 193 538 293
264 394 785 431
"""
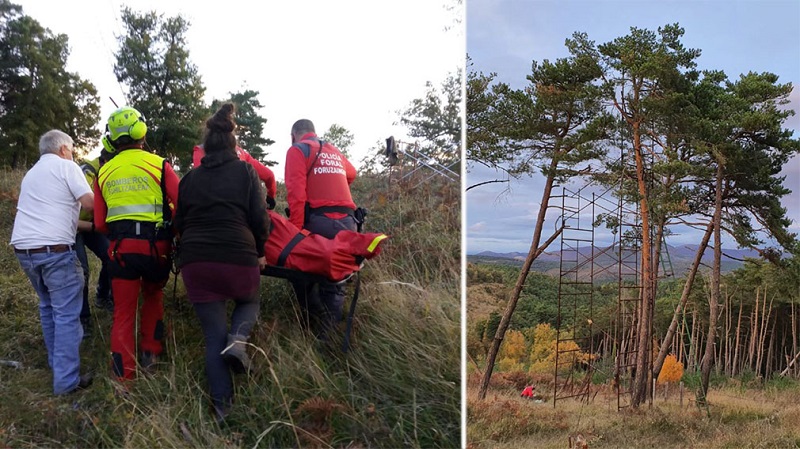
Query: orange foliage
657 354 684 385
498 329 527 363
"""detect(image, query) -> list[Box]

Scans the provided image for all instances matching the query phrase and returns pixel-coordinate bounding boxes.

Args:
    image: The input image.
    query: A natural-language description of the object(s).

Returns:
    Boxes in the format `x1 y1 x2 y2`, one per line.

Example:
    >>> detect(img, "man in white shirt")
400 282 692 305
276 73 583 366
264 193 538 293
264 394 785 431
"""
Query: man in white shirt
10 129 95 395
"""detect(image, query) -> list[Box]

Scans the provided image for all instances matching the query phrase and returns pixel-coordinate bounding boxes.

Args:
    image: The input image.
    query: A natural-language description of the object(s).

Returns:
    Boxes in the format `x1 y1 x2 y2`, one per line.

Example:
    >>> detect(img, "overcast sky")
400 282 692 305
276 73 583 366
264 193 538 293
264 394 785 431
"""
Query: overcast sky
466 0 800 254
14 0 464 180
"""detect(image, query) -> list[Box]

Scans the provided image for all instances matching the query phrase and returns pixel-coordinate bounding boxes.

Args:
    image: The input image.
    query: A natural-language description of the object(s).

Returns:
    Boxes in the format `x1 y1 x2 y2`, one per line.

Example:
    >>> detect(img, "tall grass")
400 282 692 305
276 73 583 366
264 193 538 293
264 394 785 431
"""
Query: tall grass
0 168 460 448
467 368 800 449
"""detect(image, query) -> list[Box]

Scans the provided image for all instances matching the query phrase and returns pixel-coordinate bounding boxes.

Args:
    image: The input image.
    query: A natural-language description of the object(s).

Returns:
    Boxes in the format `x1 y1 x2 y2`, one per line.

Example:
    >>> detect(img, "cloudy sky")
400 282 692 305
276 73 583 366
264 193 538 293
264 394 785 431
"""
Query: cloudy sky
15 0 464 179
466 0 800 254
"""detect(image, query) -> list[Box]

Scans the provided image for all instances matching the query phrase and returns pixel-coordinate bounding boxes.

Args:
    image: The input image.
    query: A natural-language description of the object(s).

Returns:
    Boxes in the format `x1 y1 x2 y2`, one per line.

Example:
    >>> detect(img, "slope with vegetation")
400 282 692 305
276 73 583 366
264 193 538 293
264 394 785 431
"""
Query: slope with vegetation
0 1 462 445
0 169 460 448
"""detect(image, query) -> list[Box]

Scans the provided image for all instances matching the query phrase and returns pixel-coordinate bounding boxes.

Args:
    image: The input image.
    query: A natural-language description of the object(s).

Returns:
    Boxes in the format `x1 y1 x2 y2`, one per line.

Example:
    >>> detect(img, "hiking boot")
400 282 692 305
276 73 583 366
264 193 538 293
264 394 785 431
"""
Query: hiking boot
214 402 231 425
140 351 159 374
66 373 93 394
220 334 251 375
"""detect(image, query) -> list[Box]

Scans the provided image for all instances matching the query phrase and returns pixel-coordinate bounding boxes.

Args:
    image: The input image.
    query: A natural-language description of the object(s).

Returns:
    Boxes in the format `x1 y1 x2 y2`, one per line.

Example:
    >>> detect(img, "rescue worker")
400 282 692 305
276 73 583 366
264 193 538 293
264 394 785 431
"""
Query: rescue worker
521 384 535 399
192 143 277 210
76 152 113 339
284 119 357 341
93 106 180 381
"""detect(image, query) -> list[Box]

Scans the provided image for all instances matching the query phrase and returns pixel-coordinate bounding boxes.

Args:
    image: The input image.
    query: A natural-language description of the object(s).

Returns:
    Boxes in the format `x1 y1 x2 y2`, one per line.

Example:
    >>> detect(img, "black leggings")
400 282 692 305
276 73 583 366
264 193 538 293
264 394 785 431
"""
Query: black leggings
192 297 259 412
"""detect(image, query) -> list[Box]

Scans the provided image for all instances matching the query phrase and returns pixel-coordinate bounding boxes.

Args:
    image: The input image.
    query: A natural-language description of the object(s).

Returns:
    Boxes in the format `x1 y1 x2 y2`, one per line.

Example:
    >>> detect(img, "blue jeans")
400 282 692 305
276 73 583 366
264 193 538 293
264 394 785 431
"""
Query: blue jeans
75 231 112 321
16 249 85 395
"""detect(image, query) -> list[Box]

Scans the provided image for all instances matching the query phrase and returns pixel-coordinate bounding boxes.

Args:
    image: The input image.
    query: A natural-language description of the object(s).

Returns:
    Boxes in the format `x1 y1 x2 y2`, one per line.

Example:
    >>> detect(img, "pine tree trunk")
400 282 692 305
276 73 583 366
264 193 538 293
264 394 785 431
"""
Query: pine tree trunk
698 162 723 406
749 290 759 371
688 306 698 371
781 350 800 377
793 302 797 376
631 122 654 408
766 313 777 378
733 298 743 376
758 292 774 378
780 326 787 375
678 310 686 363
477 161 562 400
653 223 713 378
756 288 771 378
724 285 731 376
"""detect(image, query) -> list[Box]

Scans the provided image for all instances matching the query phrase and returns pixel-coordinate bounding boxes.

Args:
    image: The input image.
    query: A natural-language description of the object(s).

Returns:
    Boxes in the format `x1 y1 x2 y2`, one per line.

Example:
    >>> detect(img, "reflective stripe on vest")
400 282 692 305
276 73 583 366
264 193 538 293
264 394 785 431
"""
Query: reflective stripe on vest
106 203 164 218
98 150 165 223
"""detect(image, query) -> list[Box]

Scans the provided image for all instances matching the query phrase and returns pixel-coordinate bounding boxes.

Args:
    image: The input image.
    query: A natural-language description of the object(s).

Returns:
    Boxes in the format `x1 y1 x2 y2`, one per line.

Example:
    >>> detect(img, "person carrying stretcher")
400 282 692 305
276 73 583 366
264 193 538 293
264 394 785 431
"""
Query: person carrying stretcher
284 119 360 341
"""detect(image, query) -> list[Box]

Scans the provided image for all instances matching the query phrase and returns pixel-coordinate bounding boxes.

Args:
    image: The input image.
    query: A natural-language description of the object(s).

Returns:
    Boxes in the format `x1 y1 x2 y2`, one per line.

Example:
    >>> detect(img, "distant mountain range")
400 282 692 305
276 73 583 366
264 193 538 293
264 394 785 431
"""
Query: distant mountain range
468 244 764 280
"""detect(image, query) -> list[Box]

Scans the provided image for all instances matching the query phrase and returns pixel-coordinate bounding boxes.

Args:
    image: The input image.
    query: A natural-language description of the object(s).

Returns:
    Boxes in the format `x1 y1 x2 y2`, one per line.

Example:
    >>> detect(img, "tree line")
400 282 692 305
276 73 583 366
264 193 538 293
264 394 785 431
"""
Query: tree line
0 1 462 174
468 254 800 391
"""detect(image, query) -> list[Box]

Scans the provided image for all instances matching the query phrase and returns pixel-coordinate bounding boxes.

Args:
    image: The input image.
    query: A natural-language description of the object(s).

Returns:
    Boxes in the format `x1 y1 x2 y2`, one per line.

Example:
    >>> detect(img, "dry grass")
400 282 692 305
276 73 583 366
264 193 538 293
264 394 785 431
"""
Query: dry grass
0 169 461 448
467 374 800 449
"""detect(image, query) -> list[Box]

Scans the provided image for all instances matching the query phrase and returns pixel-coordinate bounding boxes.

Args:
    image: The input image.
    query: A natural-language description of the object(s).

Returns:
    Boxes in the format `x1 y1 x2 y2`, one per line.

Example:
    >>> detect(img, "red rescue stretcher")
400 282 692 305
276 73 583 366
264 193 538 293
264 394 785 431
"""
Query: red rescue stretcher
261 210 388 352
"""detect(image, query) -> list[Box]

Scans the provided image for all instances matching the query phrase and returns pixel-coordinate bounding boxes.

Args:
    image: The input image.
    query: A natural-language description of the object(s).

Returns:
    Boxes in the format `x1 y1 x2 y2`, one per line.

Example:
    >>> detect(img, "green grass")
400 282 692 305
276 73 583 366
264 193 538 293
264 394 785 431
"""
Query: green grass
0 168 460 448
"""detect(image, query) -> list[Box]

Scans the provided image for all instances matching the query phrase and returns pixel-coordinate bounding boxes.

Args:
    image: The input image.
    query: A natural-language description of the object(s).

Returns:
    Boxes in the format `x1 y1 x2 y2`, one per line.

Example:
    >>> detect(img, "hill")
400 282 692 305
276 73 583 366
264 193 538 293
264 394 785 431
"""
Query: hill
468 243 759 281
0 168 460 448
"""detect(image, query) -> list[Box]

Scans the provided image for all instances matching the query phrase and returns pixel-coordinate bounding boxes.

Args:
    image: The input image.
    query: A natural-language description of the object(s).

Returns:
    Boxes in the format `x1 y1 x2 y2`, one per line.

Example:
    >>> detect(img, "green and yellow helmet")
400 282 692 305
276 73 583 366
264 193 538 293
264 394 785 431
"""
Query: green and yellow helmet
101 106 147 153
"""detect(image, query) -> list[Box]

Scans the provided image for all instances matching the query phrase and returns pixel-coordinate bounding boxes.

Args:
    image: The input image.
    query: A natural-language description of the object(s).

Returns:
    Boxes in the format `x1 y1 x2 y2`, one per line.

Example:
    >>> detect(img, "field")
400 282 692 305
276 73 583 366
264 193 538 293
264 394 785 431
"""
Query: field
467 370 800 448
0 168 461 448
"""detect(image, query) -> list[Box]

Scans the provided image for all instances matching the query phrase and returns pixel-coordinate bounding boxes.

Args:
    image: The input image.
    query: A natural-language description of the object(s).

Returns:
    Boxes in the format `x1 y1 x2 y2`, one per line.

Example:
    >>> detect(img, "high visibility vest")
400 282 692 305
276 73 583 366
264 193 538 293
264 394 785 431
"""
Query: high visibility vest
79 157 100 221
97 150 166 224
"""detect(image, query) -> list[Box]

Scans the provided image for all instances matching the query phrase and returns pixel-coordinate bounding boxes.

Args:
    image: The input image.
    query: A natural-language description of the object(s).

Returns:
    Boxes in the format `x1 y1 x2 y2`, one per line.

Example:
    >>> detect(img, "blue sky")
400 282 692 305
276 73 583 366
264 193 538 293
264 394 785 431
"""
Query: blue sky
466 0 800 254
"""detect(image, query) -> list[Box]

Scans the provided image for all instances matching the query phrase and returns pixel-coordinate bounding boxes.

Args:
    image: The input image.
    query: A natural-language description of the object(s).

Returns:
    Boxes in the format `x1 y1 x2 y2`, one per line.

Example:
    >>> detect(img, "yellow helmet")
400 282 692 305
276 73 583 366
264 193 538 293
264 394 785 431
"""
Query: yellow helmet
101 106 147 152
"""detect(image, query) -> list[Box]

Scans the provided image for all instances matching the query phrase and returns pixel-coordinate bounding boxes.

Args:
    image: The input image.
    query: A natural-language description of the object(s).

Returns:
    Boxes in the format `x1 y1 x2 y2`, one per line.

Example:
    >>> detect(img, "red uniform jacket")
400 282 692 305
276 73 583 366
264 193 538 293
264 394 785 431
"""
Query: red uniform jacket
284 132 356 229
193 144 277 198
521 385 535 398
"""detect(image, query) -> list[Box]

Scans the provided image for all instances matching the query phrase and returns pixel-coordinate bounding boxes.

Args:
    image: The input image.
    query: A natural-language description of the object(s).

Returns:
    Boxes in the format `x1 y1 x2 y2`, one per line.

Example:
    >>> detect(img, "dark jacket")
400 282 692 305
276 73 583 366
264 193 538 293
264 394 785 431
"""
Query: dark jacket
174 150 269 267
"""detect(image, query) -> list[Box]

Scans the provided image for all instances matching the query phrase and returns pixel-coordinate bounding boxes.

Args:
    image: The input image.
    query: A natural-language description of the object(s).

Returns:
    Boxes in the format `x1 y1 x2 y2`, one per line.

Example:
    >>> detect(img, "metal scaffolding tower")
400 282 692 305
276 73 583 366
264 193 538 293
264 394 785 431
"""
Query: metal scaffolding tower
553 186 596 405
551 161 647 409
551 183 625 406
614 192 643 410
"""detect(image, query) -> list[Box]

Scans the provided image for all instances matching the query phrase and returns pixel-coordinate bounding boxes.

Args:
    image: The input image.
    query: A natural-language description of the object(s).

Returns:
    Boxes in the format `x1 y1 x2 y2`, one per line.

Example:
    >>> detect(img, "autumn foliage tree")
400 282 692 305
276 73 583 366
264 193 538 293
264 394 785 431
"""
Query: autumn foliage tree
657 353 684 398
497 329 527 371
657 354 684 385
527 323 594 375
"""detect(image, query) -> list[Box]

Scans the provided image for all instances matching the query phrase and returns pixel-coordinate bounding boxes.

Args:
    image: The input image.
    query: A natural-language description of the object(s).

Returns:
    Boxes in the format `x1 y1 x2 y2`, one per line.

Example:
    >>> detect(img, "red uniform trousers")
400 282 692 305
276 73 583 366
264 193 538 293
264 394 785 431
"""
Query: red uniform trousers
107 237 172 380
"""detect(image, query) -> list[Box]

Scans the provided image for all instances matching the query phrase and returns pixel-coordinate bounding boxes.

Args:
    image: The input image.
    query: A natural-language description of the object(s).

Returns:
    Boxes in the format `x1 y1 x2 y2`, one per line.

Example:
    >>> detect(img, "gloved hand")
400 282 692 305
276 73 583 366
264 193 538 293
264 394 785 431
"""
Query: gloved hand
266 196 276 210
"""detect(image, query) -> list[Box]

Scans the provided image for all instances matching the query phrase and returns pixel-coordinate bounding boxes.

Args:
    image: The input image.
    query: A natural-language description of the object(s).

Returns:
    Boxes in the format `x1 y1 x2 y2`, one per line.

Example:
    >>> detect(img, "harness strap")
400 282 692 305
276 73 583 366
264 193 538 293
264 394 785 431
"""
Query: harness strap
307 140 323 176
307 205 355 216
277 230 310 267
342 271 361 353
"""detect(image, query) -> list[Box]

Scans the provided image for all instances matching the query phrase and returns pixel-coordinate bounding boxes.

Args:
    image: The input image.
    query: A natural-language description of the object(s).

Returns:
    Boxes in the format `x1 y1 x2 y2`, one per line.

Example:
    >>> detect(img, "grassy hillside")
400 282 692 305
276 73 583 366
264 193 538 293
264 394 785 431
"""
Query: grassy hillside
467 259 800 448
467 370 800 448
0 168 460 448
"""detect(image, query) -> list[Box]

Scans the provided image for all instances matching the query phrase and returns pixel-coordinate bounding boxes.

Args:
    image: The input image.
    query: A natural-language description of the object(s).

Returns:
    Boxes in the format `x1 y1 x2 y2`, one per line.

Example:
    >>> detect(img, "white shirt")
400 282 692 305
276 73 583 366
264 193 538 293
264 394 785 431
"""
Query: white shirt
10 153 92 249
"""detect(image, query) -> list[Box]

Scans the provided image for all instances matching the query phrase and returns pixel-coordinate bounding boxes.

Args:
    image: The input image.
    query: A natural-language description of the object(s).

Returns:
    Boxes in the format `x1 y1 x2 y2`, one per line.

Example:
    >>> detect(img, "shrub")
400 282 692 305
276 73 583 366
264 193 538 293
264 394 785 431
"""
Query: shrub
657 354 684 385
